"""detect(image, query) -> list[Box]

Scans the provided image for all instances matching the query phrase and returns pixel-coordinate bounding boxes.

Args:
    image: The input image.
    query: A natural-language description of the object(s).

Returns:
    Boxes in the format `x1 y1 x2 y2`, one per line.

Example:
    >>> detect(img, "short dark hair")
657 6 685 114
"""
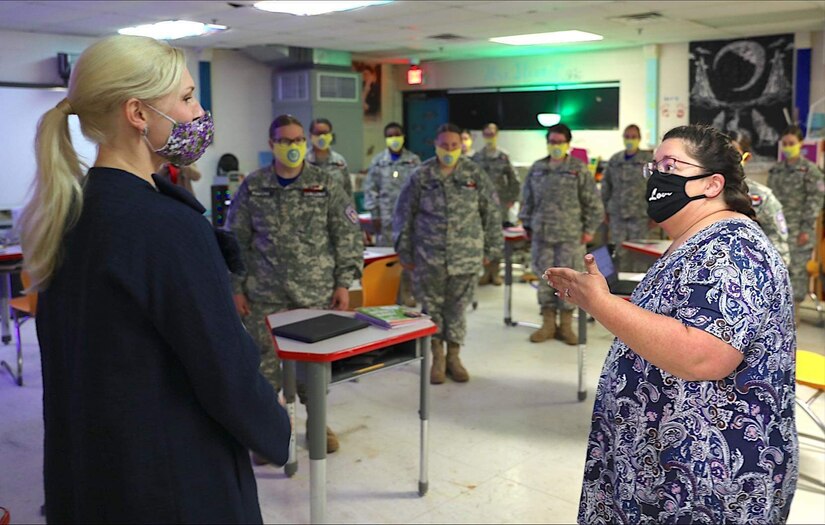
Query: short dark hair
461 128 472 135
546 123 572 142
483 122 499 133
436 122 462 137
269 114 303 139
781 125 804 141
663 124 757 223
310 118 333 134
384 121 404 136
624 124 641 136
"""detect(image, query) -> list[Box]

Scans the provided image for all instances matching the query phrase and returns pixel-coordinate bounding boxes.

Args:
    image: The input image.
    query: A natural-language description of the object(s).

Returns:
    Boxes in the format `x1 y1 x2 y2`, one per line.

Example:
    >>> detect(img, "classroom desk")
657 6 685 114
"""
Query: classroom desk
0 245 23 346
266 309 437 524
502 227 588 402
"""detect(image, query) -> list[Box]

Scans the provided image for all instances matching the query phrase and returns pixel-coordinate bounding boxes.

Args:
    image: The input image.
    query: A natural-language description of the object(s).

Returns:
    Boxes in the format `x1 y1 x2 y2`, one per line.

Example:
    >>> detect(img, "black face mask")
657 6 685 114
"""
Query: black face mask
646 170 714 223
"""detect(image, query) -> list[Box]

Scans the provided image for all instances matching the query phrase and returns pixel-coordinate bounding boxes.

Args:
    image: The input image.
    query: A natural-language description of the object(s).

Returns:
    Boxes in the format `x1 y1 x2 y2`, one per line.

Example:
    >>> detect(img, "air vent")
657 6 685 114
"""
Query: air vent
428 33 467 41
317 72 359 102
278 72 309 102
609 11 665 25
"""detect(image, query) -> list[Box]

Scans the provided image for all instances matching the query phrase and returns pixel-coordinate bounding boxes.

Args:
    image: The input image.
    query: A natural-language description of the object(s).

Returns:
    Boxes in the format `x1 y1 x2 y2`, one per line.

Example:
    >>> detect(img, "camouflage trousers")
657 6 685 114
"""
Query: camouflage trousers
415 267 476 345
788 234 813 303
609 216 652 272
532 240 585 312
246 299 327 399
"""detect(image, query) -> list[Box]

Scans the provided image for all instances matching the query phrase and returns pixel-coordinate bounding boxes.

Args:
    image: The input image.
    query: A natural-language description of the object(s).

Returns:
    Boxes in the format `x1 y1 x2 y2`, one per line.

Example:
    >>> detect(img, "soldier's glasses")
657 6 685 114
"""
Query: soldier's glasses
642 157 707 179
274 137 306 146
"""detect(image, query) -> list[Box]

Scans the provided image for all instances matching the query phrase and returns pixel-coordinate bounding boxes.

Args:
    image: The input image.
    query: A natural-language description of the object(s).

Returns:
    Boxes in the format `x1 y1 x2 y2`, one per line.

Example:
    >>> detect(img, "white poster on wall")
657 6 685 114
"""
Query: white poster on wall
0 86 97 210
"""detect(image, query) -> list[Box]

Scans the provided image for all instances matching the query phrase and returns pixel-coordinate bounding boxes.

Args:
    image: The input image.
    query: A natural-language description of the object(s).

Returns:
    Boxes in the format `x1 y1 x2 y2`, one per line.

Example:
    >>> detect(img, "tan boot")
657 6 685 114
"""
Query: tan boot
530 308 557 342
489 260 503 286
430 339 446 384
478 264 492 285
557 310 578 346
520 270 539 283
446 342 469 382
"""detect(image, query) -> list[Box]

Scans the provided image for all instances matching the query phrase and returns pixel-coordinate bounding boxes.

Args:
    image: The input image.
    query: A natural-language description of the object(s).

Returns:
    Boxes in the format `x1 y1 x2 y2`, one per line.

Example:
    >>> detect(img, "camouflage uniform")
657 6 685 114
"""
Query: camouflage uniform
767 157 825 301
393 157 502 344
748 179 791 268
601 149 653 272
363 148 421 246
520 155 604 311
306 148 353 196
471 147 521 220
227 162 363 390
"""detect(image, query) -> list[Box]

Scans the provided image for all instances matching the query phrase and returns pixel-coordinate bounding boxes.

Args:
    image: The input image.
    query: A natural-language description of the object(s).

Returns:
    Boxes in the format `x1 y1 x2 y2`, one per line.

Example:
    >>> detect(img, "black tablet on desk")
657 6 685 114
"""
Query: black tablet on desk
271 313 370 343
589 245 644 297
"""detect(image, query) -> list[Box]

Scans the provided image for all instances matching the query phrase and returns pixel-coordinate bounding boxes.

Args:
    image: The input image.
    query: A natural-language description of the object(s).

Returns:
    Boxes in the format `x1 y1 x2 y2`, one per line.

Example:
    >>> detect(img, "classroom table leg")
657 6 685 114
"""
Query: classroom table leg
504 240 514 326
577 307 587 402
283 359 298 477
418 334 431 497
1 272 11 345
307 362 328 524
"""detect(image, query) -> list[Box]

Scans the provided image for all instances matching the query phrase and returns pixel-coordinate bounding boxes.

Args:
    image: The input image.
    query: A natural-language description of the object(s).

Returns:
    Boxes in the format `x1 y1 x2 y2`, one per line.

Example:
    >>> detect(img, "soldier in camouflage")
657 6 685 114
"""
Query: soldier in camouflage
460 128 476 158
393 123 502 384
472 122 521 285
520 123 604 346
364 122 421 305
601 124 654 272
306 117 353 196
227 115 363 455
767 125 825 308
730 130 791 267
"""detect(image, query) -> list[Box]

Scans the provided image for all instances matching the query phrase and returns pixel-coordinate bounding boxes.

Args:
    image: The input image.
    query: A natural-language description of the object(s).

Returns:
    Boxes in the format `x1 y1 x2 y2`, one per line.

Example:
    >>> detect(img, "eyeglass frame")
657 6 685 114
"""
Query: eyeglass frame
642 156 708 179
272 136 306 146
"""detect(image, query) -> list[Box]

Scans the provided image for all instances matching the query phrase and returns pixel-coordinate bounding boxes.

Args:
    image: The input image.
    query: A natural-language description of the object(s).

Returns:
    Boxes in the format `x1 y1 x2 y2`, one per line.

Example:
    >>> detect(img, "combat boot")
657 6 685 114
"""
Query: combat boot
557 309 579 345
489 260 503 286
306 423 340 453
478 264 492 285
430 339 446 384
530 308 557 342
520 270 539 283
446 342 469 382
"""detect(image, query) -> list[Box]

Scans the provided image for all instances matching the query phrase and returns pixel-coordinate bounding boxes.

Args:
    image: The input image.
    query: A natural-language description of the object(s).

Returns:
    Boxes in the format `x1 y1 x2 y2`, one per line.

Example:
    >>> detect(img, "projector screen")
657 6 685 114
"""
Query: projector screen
0 86 97 210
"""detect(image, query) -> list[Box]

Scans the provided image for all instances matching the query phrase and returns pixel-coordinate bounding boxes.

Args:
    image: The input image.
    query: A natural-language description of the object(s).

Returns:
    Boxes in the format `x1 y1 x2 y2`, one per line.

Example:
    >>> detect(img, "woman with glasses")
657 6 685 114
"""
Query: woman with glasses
20 35 291 522
227 114 363 455
546 125 797 524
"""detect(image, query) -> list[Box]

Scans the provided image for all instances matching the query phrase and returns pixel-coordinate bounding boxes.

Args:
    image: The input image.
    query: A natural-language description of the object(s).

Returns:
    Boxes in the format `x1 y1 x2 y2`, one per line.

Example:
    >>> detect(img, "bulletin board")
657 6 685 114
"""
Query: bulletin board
0 86 97 210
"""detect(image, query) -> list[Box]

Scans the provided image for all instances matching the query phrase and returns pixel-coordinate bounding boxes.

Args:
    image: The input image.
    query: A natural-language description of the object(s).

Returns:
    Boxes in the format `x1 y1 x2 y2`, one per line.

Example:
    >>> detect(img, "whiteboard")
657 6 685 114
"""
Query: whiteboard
0 86 98 210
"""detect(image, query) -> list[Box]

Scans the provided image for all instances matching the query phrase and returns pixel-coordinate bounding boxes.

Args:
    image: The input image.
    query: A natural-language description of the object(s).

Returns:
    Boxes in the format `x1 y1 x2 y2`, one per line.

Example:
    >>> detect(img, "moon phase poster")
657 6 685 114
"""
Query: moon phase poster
689 34 793 160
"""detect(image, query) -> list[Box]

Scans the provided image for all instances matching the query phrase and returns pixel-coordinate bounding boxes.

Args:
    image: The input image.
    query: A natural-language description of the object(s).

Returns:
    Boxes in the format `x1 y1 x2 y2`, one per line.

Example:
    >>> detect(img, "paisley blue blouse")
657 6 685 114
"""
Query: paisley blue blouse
578 218 798 524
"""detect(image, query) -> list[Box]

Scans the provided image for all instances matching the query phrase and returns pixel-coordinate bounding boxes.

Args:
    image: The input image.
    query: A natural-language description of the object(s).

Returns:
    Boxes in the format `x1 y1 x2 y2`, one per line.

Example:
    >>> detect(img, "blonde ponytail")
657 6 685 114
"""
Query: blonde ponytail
19 101 85 291
18 35 186 290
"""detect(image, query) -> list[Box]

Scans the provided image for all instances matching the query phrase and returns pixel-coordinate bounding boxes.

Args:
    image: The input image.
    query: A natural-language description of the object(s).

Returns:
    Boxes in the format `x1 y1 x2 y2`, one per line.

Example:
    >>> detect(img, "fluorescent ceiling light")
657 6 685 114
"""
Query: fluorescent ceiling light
537 113 561 127
490 30 603 46
118 20 228 40
253 1 391 16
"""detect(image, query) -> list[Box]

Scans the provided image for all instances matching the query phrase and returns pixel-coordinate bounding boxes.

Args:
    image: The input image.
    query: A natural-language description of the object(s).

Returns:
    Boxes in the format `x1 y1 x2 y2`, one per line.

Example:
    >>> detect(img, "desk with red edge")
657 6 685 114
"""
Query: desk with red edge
266 309 436 524
0 245 23 346
502 227 588 401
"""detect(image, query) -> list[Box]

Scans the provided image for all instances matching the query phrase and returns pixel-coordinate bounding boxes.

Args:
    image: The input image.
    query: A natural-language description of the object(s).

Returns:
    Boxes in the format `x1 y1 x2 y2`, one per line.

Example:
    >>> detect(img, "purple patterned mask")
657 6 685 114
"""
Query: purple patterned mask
143 103 214 166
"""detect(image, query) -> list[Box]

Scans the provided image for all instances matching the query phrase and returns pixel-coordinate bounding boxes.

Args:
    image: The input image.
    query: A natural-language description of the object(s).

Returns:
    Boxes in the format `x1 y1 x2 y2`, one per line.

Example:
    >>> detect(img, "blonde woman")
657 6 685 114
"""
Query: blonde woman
20 35 290 523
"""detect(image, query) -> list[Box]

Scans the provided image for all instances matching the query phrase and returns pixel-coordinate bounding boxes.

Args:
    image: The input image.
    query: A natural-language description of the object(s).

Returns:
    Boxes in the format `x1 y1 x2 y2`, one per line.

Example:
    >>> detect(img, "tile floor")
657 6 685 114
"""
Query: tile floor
1 282 823 524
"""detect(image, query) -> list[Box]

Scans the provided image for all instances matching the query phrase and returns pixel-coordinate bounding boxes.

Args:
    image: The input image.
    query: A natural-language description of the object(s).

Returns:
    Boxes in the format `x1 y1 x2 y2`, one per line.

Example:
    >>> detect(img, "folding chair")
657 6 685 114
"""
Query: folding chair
3 271 36 386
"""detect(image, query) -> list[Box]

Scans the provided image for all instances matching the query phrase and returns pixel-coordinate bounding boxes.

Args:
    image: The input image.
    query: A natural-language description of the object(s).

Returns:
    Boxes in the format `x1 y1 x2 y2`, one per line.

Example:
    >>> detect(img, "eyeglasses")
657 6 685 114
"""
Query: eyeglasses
642 157 707 179
273 137 306 146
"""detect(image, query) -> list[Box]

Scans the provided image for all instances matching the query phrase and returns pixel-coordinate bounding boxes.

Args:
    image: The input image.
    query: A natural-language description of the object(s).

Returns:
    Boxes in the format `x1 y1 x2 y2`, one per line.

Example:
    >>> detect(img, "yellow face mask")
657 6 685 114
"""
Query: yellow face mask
462 138 473 152
547 143 569 160
624 138 640 152
310 133 333 151
436 146 461 168
386 136 405 152
740 151 751 165
782 143 801 159
273 141 306 168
